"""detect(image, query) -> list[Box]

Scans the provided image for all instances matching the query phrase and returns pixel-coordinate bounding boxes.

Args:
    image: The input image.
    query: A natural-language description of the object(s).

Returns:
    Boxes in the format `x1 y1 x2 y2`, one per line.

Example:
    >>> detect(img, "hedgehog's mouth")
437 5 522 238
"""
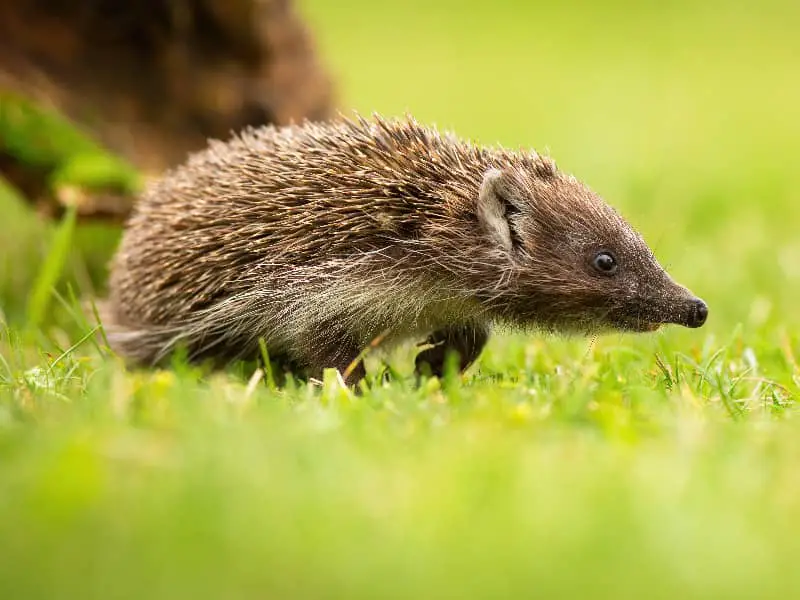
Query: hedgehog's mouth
613 295 708 332
612 316 663 333
630 320 662 332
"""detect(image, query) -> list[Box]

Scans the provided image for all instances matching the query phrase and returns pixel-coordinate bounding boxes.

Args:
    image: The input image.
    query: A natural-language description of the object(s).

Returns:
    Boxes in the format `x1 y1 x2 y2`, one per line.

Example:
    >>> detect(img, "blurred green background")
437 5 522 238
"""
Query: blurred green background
2 0 800 598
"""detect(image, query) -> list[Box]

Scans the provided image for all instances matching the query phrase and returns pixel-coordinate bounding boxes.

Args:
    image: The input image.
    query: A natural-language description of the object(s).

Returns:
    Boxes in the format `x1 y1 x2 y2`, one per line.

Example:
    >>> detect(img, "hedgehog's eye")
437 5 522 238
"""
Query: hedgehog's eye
592 251 618 275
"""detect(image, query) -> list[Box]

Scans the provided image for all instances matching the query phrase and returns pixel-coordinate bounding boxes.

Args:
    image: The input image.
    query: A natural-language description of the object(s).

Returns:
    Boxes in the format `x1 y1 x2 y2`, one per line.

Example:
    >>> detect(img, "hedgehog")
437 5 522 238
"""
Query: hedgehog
104 114 708 384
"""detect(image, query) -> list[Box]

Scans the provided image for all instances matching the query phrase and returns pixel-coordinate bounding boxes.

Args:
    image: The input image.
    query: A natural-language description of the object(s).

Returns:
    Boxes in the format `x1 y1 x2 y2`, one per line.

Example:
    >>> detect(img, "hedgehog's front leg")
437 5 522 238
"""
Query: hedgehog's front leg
414 323 489 379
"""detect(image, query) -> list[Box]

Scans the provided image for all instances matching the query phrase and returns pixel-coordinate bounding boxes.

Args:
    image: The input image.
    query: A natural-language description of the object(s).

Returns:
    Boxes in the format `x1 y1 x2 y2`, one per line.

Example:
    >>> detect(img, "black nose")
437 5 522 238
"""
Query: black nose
687 298 708 328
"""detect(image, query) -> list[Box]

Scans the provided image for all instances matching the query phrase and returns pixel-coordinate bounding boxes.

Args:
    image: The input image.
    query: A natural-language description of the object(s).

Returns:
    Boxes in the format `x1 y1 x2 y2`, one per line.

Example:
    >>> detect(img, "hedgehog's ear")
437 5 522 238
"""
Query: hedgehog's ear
477 168 516 252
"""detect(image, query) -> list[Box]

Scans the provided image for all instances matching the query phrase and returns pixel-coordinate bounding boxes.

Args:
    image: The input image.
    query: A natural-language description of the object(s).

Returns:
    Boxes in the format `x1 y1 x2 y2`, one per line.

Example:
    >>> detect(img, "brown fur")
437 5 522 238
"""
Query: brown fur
105 114 707 383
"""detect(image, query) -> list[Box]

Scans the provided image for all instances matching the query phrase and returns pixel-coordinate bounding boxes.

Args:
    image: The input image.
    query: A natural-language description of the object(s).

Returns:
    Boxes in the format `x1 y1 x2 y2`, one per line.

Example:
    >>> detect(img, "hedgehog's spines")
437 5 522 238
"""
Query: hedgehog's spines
106 112 702 380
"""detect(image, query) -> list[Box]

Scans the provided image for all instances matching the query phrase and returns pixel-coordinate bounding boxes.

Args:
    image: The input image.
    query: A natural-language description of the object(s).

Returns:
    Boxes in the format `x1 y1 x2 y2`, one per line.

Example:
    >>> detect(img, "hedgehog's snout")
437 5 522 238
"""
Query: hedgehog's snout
684 297 708 328
620 278 708 332
657 292 708 329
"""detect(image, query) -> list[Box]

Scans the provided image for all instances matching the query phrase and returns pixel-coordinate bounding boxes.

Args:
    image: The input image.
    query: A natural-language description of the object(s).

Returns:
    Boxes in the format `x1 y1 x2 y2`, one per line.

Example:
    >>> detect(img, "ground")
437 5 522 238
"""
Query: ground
2 0 800 598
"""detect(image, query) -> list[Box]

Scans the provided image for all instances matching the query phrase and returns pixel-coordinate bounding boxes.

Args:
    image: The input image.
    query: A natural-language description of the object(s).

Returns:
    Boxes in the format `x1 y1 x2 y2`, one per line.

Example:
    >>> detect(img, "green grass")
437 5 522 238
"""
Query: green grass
2 0 800 597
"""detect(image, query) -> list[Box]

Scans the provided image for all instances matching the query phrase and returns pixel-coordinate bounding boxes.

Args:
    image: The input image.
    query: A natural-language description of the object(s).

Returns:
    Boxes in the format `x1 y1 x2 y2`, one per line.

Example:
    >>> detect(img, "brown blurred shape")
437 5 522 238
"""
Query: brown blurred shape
0 0 334 220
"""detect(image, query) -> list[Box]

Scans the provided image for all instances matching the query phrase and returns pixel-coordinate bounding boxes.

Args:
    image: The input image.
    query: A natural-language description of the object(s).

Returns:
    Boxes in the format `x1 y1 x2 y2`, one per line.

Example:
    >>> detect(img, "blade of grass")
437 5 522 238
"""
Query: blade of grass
46 324 101 374
25 204 77 330
64 284 105 355
88 298 111 349
258 338 277 391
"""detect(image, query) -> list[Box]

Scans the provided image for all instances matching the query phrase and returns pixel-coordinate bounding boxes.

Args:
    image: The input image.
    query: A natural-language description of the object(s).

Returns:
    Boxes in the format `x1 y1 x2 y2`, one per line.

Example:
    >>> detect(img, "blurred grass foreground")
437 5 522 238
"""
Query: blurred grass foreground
2 0 800 599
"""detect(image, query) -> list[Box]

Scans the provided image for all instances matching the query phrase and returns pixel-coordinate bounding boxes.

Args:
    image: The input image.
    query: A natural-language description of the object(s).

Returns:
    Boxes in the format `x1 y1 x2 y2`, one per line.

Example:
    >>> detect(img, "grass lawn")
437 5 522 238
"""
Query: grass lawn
2 0 800 598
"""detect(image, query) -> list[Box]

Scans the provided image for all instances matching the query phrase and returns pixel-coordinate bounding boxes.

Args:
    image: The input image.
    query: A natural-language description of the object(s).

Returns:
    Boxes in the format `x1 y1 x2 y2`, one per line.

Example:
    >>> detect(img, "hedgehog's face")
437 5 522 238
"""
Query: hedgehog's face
476 167 708 334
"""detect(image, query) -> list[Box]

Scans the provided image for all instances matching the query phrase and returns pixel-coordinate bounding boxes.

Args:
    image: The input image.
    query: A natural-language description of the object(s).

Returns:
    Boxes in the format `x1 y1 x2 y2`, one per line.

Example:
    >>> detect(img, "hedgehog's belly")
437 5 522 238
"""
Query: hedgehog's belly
263 278 485 353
